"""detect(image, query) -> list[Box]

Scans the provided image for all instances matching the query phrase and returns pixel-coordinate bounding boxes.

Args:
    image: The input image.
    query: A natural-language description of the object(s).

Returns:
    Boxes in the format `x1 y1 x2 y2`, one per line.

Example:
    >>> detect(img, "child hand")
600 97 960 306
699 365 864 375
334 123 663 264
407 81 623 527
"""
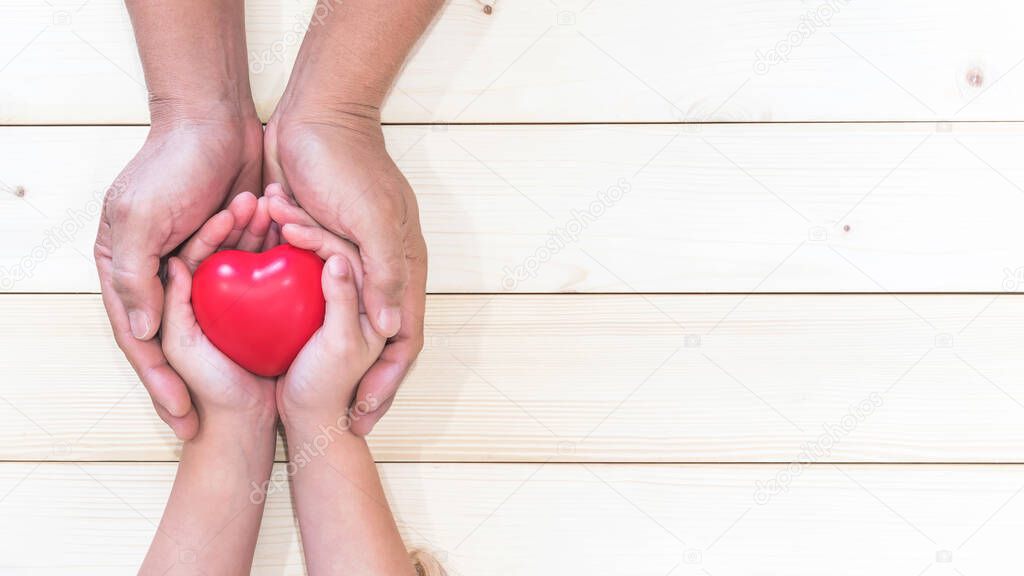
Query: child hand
262 185 386 428
161 192 279 428
275 251 386 429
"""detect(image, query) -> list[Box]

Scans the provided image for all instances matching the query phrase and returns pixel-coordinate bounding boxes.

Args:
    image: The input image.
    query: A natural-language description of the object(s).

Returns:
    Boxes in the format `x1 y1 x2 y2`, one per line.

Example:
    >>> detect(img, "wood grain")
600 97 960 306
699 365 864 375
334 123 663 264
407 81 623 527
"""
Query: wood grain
2 294 1024 462
5 123 1024 293
1 462 1023 575
3 0 1024 123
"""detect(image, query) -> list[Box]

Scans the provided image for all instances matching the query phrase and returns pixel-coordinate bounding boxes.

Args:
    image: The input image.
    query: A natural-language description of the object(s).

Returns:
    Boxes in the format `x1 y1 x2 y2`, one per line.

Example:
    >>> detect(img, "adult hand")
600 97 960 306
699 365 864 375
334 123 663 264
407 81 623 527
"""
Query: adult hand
264 110 427 435
95 115 262 439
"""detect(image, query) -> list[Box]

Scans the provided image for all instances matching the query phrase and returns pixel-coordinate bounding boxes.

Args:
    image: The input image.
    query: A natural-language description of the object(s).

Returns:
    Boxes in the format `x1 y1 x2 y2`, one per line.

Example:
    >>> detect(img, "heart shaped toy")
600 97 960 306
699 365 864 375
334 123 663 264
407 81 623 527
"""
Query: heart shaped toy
191 244 326 377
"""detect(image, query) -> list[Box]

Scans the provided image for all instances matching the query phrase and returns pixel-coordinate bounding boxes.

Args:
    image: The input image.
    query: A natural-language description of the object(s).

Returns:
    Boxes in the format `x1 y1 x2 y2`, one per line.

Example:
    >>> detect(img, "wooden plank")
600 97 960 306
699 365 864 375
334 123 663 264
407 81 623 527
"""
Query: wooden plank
3 0 1024 123
5 123 1024 293
3 294 1024 462
1 462 1023 574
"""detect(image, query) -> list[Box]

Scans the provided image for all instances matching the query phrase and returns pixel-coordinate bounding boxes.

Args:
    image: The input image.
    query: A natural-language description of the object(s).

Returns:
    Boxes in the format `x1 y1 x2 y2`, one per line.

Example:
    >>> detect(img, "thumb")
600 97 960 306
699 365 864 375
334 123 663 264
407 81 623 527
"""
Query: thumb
357 228 408 339
110 238 164 340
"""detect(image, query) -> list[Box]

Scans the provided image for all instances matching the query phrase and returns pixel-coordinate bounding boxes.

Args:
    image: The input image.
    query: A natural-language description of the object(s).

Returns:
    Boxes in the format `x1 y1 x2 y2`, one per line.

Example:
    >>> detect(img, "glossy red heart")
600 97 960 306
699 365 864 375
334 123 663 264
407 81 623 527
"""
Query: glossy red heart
191 244 326 377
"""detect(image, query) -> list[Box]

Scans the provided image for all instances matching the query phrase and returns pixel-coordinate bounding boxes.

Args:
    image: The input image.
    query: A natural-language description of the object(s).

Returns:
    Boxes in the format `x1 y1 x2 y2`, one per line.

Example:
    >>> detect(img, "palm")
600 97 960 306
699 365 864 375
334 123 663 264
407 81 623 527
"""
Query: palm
165 323 275 415
274 331 337 423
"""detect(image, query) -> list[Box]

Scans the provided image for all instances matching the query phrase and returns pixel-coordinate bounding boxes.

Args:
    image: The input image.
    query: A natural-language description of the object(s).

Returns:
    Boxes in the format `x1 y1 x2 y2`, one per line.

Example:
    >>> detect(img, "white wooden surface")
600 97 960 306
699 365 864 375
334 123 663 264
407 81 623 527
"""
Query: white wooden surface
3 0 1024 123
1 462 1023 575
2 294 1023 463
4 0 1024 573
6 124 1024 293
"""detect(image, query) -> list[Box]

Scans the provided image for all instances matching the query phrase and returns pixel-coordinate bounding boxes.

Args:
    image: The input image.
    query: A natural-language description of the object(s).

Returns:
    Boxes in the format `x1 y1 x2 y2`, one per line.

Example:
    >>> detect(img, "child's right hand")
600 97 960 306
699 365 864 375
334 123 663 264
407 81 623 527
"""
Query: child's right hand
161 192 279 431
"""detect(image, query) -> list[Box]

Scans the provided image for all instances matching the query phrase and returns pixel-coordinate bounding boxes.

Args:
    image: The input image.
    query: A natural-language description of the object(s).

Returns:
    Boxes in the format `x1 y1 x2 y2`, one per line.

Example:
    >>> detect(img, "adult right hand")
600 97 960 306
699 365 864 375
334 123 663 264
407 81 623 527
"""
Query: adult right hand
94 115 262 440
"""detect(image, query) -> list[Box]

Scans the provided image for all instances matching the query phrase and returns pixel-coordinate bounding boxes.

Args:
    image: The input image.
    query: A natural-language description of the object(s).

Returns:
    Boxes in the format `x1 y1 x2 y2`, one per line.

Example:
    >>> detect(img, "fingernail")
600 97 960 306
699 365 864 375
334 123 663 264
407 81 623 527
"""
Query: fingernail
328 256 349 278
378 307 401 336
129 310 150 339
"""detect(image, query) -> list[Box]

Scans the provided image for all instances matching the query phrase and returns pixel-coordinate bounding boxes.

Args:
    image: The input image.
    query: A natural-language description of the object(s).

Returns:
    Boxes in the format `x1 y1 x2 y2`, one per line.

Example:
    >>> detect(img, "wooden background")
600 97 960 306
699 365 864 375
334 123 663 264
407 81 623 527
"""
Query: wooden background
3 0 1024 573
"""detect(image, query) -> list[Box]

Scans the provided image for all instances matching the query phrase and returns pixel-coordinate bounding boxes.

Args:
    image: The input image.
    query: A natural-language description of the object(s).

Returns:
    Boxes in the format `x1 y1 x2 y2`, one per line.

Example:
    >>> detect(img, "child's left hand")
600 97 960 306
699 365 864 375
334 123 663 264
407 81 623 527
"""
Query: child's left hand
161 192 279 431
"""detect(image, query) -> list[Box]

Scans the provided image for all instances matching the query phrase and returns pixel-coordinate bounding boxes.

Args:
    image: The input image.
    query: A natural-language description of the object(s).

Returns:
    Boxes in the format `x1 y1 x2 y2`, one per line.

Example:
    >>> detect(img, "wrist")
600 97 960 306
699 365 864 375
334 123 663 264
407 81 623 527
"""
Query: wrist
270 94 383 141
148 93 259 134
276 38 387 123
195 403 278 446
144 98 264 168
278 381 382 435
283 414 363 464
282 407 360 442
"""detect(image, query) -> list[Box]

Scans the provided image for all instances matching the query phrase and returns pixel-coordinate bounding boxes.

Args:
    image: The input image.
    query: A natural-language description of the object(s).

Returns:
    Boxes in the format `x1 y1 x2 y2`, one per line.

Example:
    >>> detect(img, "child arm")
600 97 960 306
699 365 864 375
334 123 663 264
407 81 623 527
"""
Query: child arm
278 253 415 576
141 195 279 575
140 400 276 575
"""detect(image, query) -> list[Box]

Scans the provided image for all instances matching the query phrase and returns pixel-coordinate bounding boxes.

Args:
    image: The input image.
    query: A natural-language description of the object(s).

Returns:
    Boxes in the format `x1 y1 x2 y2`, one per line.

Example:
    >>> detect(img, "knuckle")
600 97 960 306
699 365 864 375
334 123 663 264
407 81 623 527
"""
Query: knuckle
136 363 161 391
373 266 409 296
103 191 132 223
110 265 144 294
93 238 109 262
406 229 427 258
363 181 404 215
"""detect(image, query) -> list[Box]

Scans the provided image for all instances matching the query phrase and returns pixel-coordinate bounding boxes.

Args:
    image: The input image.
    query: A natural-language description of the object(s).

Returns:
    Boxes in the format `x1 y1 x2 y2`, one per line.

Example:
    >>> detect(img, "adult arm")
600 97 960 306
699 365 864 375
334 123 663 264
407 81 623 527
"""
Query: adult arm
264 0 445 434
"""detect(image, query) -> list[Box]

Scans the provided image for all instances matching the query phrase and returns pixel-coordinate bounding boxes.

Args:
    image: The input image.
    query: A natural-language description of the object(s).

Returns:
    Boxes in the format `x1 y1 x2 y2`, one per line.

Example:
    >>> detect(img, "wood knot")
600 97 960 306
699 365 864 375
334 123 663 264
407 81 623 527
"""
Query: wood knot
966 68 984 88
482 4 492 14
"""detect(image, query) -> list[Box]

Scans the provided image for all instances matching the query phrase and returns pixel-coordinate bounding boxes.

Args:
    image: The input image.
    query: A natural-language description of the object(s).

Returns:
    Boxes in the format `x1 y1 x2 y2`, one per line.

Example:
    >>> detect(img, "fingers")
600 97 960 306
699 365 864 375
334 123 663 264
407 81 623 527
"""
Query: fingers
352 395 393 435
162 258 196 332
236 195 273 252
263 221 281 252
98 190 195 440
357 227 408 339
109 238 164 341
351 240 426 436
320 255 364 351
223 191 258 248
177 210 235 271
153 398 199 441
263 182 291 203
268 193 320 228
282 223 366 314
348 341 414 436
125 335 194 419
98 260 195 422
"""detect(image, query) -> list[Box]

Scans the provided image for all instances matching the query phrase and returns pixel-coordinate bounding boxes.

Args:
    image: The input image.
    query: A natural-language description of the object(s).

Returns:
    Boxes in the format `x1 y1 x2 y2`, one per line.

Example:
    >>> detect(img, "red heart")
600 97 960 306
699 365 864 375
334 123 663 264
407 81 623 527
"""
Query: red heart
191 244 326 377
